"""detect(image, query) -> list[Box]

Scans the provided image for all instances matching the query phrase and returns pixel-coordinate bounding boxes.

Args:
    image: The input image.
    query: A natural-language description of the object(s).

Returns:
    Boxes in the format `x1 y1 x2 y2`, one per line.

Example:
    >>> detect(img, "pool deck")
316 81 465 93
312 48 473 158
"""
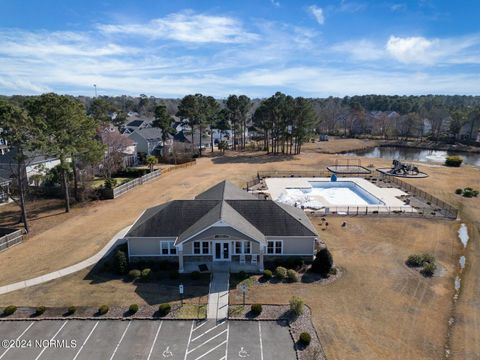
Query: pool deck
265 177 411 211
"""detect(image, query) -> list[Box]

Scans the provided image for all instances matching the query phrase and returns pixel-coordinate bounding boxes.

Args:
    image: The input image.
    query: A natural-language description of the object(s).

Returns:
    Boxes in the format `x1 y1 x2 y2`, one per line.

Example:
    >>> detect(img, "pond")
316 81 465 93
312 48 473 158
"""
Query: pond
343 146 480 166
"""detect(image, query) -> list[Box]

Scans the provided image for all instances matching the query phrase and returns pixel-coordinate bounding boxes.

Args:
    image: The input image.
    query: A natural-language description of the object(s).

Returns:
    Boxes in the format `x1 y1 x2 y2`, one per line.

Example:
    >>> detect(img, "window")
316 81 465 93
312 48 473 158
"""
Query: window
161 242 169 255
267 240 283 254
234 241 251 254
193 242 201 254
267 241 274 254
193 241 209 255
244 242 251 254
160 241 176 256
235 241 242 254
202 242 209 254
275 241 282 254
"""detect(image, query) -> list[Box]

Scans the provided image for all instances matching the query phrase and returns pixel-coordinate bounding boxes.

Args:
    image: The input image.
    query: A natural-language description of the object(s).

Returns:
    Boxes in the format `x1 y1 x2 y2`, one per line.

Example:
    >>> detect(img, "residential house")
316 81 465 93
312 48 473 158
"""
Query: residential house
98 124 137 167
124 180 318 273
0 148 61 186
128 128 166 156
121 119 152 135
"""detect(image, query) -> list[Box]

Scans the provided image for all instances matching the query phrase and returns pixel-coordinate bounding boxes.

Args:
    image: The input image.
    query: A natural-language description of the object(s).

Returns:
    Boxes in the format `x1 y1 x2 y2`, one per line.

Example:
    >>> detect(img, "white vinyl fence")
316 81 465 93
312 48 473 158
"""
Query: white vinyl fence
0 228 23 252
105 160 196 199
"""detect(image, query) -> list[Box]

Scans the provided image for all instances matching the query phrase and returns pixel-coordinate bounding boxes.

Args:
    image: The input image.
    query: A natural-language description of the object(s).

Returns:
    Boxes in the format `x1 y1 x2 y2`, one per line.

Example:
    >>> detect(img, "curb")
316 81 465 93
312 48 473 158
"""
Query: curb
0 316 206 321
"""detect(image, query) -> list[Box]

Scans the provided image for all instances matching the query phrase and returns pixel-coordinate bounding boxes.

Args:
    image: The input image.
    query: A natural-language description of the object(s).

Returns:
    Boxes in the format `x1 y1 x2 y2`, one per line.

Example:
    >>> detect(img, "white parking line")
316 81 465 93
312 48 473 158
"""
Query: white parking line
146 321 163 360
193 340 227 360
224 321 229 360
191 320 226 342
192 320 208 332
0 322 34 359
108 321 131 360
35 321 68 360
72 321 99 360
186 329 228 354
258 322 264 360
184 321 195 360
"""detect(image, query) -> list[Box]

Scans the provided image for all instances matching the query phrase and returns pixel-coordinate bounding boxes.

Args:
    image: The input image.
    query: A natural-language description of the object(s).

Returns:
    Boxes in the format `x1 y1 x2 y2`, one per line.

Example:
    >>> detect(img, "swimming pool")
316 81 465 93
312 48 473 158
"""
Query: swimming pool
307 181 384 205
266 177 409 211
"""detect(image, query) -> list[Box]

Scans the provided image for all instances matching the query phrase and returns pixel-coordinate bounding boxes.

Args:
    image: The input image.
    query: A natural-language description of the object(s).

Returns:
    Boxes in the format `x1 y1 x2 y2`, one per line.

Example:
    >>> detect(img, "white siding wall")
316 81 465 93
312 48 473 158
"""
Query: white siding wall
128 237 176 256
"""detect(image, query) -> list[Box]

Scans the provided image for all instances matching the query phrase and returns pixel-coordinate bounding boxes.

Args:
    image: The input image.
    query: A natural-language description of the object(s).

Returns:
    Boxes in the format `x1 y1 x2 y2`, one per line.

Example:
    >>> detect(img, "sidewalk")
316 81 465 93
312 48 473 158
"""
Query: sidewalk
207 272 230 320
0 225 132 295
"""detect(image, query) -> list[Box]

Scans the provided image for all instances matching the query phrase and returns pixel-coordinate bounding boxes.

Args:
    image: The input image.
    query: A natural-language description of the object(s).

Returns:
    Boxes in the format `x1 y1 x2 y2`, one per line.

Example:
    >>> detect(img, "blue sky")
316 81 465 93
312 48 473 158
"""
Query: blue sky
0 0 479 97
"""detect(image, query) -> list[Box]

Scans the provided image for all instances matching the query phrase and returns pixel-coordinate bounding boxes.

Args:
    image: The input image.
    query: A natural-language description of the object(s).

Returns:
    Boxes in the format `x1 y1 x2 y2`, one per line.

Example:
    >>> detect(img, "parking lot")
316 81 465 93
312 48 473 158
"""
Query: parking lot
0 319 296 360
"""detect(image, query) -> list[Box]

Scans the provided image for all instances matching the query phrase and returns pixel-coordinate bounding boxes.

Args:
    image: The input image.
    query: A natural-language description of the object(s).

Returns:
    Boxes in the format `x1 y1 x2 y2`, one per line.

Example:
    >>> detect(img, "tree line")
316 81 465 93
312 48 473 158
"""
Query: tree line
2 92 480 231
314 95 480 141
0 94 104 232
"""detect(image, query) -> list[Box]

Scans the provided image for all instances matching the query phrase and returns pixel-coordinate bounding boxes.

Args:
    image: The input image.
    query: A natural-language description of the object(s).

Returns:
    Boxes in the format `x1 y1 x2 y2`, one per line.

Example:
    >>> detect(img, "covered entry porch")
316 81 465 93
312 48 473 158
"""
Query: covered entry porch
178 239 265 273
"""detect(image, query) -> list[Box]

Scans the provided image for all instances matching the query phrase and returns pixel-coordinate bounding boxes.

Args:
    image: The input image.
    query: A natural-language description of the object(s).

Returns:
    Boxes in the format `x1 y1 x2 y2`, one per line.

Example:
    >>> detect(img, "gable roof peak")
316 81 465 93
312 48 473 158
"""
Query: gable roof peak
195 180 257 201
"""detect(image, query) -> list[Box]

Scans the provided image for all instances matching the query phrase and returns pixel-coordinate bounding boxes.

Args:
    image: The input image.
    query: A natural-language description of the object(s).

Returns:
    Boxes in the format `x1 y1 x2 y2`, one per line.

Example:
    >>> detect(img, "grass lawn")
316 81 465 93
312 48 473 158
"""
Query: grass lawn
89 177 132 189
177 304 207 319
230 217 461 360
0 140 479 359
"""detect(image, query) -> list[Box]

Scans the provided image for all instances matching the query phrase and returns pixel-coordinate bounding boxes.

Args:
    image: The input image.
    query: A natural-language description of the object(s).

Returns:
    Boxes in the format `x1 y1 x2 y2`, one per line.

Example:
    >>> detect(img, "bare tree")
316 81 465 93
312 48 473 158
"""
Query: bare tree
98 124 134 179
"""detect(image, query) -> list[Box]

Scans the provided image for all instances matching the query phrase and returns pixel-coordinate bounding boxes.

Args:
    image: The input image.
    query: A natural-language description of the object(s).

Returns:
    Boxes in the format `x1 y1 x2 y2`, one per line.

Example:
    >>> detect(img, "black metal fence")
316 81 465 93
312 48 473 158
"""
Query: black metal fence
251 170 458 219
378 173 458 219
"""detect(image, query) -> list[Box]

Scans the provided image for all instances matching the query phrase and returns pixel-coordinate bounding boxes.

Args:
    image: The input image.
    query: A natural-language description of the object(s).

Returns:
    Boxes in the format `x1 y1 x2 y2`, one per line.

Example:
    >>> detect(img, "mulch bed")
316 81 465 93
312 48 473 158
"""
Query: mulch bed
0 303 206 320
253 266 343 287
229 304 326 360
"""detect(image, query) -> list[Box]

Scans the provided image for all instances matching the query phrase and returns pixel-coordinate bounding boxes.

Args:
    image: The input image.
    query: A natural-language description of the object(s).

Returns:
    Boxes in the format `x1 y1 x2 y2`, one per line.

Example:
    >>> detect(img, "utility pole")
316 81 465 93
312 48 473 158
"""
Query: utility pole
93 84 97 98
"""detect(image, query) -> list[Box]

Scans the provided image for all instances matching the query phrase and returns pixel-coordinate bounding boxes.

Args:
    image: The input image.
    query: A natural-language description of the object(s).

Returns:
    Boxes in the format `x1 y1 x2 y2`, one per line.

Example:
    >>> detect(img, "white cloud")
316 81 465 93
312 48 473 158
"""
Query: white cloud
390 3 406 12
338 1 366 13
0 15 479 97
0 30 133 58
386 36 435 64
308 5 325 25
332 34 480 66
270 0 281 7
386 35 480 65
332 39 385 61
98 11 258 43
233 67 480 96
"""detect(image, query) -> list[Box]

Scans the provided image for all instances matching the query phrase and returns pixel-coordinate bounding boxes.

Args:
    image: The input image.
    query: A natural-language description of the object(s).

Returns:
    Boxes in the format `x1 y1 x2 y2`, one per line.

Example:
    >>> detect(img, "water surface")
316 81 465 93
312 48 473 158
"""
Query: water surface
344 146 480 166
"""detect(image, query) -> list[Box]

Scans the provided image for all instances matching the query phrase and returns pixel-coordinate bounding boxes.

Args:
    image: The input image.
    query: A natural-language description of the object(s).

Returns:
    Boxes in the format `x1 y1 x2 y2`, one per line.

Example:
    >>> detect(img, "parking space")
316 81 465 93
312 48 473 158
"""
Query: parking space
149 320 192 359
0 319 296 360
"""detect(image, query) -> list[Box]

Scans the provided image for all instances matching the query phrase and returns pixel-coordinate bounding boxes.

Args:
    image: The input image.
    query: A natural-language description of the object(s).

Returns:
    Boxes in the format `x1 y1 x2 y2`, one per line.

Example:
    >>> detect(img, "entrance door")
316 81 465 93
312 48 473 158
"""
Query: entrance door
214 241 230 261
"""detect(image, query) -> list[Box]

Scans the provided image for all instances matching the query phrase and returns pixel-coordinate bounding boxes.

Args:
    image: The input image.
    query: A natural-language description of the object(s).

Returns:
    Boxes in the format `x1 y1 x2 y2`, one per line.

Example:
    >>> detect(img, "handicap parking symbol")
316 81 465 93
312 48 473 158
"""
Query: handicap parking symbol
162 346 173 358
239 346 250 358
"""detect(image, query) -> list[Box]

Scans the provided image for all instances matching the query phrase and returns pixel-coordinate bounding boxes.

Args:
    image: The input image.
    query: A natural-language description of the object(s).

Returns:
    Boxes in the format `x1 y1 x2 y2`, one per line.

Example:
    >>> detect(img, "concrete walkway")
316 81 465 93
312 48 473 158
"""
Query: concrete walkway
0 225 132 295
207 272 230 320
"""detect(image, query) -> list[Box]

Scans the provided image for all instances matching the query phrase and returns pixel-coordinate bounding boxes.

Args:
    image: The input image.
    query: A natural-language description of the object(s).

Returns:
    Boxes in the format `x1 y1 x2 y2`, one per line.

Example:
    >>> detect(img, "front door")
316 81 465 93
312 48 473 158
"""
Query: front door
214 241 230 261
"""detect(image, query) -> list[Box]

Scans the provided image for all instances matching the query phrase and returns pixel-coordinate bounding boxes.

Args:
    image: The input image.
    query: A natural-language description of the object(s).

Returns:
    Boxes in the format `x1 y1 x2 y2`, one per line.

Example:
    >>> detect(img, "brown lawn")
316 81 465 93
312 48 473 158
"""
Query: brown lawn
305 137 379 153
0 267 208 308
1 139 479 359
230 217 460 360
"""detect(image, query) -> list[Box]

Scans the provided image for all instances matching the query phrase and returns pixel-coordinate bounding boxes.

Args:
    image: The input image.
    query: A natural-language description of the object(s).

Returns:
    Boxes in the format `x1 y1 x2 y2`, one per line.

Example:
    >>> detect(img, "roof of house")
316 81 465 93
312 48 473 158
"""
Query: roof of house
173 130 210 145
0 148 57 167
195 180 257 200
129 127 163 142
126 120 145 127
125 180 317 243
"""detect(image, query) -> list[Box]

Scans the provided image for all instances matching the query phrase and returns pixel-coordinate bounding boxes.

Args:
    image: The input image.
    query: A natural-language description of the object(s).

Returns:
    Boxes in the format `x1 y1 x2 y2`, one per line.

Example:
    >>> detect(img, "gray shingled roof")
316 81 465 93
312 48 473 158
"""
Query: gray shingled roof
132 127 163 141
176 201 265 244
195 180 257 200
126 201 219 237
226 200 317 237
125 181 318 242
